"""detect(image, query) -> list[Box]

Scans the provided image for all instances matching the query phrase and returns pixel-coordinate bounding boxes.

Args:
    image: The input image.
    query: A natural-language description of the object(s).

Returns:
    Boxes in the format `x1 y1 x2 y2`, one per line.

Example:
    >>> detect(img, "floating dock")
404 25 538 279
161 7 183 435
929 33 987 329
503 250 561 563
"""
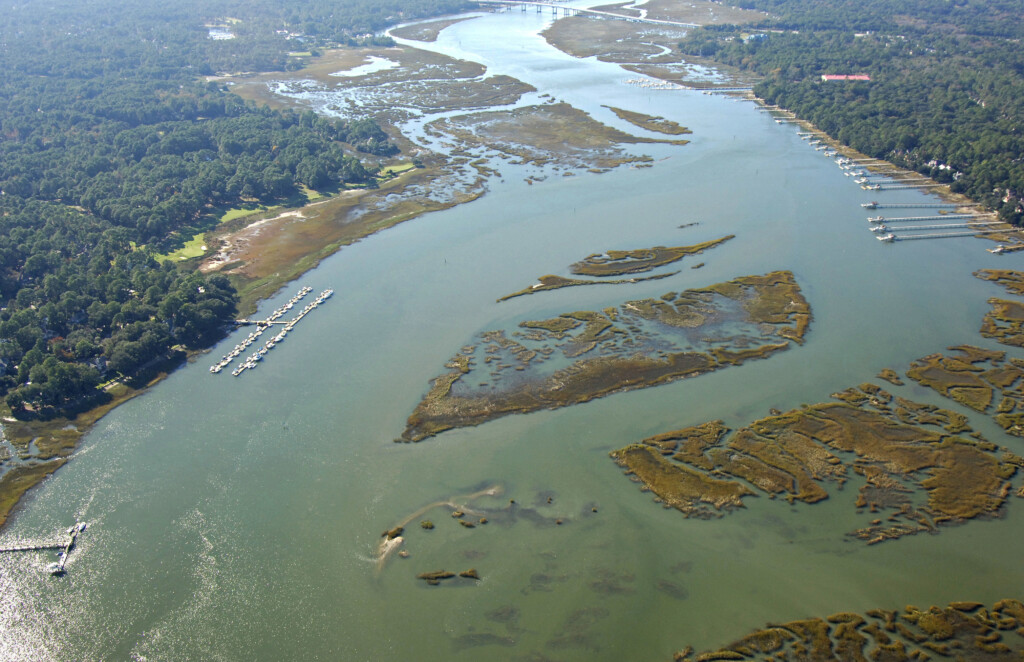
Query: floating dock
210 286 315 374
210 286 334 377
0 522 86 575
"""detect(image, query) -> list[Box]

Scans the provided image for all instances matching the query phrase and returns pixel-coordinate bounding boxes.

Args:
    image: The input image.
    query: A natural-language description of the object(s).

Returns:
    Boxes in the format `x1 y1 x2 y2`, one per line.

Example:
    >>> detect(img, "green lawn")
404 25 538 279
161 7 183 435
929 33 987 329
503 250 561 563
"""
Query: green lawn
156 232 209 262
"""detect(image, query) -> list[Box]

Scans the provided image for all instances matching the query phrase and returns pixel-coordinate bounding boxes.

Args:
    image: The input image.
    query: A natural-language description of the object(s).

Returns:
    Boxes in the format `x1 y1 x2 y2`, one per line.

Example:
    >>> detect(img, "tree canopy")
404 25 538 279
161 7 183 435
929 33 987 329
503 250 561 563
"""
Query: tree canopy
679 0 1024 224
0 0 466 416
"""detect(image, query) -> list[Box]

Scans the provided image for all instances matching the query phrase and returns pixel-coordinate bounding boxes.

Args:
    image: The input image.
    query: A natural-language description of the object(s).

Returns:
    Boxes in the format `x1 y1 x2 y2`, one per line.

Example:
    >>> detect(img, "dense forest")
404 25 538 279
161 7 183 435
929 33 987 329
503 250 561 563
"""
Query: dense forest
680 0 1024 224
0 0 469 417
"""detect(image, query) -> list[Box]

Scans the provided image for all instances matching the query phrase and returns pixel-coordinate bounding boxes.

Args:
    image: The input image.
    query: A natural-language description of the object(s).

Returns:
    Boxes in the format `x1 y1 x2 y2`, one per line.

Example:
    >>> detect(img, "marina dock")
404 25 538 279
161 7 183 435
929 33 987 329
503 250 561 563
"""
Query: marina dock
880 229 1006 242
209 286 334 377
866 214 985 223
872 222 1000 233
0 522 86 575
762 97 1011 250
862 202 961 210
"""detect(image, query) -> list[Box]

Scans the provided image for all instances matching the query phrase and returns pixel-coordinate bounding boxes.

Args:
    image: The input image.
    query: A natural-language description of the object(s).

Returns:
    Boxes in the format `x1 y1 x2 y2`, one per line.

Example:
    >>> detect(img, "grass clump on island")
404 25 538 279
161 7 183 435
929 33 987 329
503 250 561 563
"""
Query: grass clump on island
672 599 1024 662
424 102 689 175
401 271 811 442
498 236 733 301
604 106 692 137
570 236 731 276
977 269 1024 348
905 344 1024 440
613 352 1024 544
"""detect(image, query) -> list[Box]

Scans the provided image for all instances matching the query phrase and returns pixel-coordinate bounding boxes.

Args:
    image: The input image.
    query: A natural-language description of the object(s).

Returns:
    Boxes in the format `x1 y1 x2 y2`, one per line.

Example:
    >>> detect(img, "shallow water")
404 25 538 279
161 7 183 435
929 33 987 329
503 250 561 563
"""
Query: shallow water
2 7 1023 662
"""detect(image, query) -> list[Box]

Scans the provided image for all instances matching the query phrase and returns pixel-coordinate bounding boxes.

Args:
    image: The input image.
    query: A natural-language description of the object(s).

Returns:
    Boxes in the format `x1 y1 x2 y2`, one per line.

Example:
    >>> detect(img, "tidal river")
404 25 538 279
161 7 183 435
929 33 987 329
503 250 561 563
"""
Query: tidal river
2 5 1022 661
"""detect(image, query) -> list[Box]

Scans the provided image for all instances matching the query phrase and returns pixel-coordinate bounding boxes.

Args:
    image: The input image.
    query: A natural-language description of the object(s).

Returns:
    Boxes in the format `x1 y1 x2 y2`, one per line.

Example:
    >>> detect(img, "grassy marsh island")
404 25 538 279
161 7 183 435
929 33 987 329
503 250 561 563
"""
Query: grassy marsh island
905 345 1024 441
977 269 1024 348
604 107 693 137
401 271 810 442
611 270 1024 546
227 46 535 125
540 1 764 89
424 102 689 176
570 236 733 277
612 381 1020 544
673 599 1024 662
498 236 733 301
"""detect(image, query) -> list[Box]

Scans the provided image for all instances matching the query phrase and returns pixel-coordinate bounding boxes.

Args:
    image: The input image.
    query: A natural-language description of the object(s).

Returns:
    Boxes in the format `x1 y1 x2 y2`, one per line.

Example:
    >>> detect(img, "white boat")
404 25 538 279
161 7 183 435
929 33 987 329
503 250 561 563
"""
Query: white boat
870 225 888 233
877 233 896 242
867 216 883 222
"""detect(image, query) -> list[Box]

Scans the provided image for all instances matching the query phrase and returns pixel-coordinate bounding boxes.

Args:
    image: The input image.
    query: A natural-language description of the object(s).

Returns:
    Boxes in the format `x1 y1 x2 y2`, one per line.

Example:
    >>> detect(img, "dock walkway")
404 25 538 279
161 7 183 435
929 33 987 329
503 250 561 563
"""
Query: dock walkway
0 522 86 575
210 286 334 377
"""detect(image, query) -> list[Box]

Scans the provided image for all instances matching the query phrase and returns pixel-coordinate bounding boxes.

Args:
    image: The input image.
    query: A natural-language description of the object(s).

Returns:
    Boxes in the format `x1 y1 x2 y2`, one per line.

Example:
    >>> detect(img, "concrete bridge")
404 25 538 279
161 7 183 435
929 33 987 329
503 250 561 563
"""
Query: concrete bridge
473 0 701 28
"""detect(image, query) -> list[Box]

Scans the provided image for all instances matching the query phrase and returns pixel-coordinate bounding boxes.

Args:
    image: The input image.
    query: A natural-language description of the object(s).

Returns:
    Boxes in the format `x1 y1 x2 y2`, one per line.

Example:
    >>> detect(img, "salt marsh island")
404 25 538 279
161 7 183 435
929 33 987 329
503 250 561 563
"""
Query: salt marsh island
402 271 810 442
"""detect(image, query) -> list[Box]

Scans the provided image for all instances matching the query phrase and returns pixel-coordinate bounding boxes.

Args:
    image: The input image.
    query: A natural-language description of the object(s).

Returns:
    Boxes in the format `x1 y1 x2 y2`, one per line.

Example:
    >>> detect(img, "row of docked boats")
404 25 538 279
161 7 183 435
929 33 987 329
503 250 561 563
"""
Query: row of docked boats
230 288 333 377
209 286 313 374
208 286 333 376
799 133 837 158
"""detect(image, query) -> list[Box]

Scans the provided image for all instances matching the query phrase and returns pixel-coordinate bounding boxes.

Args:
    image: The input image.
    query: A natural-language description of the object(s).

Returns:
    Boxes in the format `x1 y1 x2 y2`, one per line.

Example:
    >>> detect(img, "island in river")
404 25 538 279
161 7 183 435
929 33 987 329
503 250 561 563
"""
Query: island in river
611 273 1024 545
402 271 810 442
673 599 1024 661
498 235 733 301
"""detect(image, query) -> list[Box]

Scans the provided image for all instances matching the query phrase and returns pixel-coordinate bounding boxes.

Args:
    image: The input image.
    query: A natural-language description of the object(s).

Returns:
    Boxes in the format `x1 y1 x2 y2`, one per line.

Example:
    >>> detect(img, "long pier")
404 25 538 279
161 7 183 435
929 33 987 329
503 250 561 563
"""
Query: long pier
867 214 987 223
876 182 947 190
862 201 961 210
701 87 754 93
875 222 1000 232
889 230 1006 241
0 541 66 553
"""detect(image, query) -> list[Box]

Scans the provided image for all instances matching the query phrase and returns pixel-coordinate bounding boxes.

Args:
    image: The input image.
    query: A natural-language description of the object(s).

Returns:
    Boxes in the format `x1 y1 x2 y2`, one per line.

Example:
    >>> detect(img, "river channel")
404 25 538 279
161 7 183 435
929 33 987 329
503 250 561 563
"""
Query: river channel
2 5 1023 661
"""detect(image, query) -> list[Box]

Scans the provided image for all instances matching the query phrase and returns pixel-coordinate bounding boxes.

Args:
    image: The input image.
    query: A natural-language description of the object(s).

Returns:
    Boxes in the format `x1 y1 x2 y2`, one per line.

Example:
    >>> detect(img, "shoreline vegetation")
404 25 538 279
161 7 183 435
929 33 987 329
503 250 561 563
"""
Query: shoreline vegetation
539 2 1023 242
497 236 733 301
671 0 1024 227
0 30 704 526
0 7 476 527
